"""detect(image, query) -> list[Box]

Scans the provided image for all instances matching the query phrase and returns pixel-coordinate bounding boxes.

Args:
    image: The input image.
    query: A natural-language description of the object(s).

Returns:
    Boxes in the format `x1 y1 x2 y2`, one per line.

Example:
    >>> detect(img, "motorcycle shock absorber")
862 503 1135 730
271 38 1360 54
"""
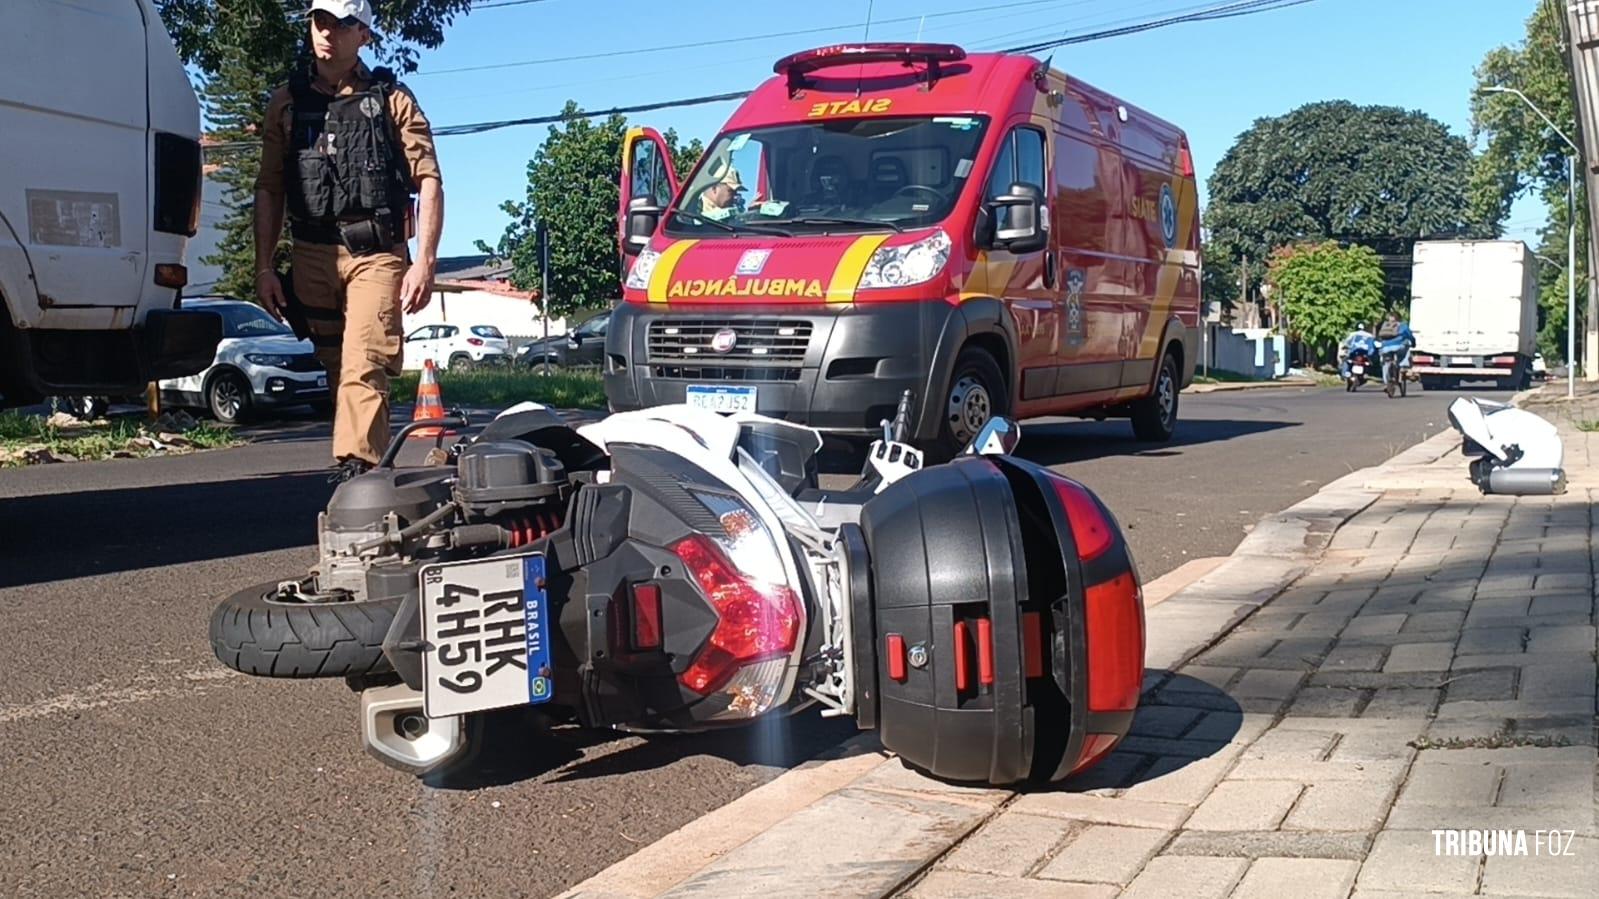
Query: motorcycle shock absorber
501 509 564 548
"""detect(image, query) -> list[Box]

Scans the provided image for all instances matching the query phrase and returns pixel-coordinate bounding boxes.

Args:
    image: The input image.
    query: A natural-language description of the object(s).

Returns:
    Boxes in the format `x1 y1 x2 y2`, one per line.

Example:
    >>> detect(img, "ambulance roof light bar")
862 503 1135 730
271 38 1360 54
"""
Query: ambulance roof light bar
774 43 967 97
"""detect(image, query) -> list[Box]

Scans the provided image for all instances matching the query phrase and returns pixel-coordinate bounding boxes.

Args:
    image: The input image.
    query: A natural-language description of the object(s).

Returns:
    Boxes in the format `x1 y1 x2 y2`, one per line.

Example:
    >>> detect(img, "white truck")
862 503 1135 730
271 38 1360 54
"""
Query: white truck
0 0 221 408
1409 240 1540 391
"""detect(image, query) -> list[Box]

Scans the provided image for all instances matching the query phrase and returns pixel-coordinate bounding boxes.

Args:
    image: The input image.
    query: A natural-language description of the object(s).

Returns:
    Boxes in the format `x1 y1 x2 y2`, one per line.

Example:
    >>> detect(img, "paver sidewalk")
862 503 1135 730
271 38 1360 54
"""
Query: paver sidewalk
565 386 1598 899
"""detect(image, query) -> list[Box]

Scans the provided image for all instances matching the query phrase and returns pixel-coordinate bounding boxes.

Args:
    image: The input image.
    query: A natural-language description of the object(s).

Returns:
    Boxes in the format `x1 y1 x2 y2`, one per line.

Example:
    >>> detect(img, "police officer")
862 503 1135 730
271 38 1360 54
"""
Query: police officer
254 0 444 482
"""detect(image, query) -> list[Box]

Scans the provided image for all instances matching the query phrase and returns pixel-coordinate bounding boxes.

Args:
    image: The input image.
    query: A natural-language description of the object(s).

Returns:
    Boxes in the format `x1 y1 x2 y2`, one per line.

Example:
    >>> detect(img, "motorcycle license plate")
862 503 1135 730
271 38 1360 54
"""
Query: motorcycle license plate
686 384 756 414
1351 364 1364 375
419 553 552 719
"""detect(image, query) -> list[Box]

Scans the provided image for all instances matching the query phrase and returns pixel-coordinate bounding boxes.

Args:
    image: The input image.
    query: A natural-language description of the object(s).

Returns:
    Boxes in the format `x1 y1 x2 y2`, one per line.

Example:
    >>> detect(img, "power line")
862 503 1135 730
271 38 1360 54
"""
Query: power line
472 0 559 9
204 0 1326 147
413 0 1094 76
433 91 755 136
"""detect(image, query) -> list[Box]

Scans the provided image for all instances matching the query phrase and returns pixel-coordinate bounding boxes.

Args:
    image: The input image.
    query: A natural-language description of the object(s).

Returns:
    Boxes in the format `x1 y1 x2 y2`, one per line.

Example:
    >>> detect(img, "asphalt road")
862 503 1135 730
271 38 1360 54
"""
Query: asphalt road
0 383 1488 897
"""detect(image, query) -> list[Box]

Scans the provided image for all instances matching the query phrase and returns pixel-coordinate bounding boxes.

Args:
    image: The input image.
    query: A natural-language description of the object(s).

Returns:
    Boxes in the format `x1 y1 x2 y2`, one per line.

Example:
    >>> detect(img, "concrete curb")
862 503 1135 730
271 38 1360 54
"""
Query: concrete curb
555 420 1478 899
1184 378 1320 394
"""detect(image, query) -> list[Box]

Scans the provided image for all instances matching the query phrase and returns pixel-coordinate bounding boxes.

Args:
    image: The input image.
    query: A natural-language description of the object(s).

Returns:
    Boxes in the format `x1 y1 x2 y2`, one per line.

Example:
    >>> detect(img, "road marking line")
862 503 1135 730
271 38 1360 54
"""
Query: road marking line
0 667 240 724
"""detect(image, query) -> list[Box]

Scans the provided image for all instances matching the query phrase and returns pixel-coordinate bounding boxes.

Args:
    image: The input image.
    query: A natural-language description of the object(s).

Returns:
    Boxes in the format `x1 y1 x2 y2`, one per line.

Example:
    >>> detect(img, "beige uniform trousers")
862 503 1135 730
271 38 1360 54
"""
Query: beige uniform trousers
291 240 405 465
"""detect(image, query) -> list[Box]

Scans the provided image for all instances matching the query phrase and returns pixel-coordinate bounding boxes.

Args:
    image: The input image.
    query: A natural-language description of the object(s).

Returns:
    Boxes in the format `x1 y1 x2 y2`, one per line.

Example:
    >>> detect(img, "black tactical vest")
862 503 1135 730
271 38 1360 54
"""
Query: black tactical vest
284 66 411 244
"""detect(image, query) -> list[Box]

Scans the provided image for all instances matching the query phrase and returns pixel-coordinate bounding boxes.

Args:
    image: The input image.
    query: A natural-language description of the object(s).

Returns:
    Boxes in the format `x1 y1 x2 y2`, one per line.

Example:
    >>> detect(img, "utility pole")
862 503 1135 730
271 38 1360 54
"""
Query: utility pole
537 220 551 374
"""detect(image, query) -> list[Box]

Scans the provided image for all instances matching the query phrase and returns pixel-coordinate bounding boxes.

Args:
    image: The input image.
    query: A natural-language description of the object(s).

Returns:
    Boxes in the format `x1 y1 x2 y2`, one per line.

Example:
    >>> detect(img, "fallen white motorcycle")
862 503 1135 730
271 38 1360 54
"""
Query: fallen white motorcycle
210 400 1145 785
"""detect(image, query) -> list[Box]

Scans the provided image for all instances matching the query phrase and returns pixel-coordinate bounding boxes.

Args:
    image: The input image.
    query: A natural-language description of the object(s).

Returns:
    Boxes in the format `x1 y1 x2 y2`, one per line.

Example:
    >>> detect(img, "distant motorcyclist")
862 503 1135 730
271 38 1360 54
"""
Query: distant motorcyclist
1376 311 1415 368
1340 323 1377 380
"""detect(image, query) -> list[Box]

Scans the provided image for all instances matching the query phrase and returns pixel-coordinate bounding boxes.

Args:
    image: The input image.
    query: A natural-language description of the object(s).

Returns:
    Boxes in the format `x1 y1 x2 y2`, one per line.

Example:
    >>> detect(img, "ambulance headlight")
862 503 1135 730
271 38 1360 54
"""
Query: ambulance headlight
858 230 951 290
625 246 662 291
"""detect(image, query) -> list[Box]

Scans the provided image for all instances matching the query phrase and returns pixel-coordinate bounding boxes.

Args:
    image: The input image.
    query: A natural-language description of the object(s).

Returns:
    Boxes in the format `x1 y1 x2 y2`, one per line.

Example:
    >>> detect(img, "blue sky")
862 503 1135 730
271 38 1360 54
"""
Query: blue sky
395 0 1544 259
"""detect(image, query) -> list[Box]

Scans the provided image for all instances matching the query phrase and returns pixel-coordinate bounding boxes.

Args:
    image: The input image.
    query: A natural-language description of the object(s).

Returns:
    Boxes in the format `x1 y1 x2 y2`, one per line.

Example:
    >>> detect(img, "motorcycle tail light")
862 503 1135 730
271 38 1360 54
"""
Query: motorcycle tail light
630 583 662 651
671 532 800 697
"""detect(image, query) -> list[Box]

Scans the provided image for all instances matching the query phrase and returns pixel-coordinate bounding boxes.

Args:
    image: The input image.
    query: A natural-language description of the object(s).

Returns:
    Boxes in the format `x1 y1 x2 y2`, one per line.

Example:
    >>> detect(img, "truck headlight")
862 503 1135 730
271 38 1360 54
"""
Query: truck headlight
858 230 951 290
625 247 662 291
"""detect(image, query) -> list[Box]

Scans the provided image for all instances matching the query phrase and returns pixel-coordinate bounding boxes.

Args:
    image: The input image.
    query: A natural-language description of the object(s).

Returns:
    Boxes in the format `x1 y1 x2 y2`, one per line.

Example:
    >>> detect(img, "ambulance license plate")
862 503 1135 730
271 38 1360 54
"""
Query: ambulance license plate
686 385 757 414
419 553 552 719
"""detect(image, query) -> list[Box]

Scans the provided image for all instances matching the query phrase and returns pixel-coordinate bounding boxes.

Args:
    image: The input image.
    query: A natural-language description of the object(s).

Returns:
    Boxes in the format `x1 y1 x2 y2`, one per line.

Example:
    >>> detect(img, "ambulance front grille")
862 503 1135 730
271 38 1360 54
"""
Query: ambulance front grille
647 319 813 368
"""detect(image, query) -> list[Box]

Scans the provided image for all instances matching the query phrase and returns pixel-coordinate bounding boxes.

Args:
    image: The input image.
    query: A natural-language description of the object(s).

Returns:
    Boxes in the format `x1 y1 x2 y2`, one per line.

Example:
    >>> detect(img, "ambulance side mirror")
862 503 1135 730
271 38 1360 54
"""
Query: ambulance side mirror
624 196 663 256
986 182 1047 254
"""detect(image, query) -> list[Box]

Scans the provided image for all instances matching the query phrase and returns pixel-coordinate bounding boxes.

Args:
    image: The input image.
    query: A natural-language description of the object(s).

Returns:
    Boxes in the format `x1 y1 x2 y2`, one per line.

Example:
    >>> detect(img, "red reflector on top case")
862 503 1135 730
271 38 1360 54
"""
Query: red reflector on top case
953 621 970 692
1022 612 1045 679
886 633 907 682
1085 572 1144 712
1048 476 1115 561
631 583 662 650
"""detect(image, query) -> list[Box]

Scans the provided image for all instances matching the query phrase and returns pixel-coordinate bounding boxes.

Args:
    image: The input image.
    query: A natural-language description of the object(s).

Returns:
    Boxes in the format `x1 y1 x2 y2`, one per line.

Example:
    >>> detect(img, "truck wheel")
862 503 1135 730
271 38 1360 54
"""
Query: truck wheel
932 347 1008 460
1131 353 1180 442
207 371 252 424
210 581 397 678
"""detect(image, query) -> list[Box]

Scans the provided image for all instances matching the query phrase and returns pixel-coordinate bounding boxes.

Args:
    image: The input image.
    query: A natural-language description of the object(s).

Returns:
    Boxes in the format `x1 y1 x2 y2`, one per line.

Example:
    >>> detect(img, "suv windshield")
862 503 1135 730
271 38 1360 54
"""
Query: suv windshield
665 116 989 237
212 303 291 339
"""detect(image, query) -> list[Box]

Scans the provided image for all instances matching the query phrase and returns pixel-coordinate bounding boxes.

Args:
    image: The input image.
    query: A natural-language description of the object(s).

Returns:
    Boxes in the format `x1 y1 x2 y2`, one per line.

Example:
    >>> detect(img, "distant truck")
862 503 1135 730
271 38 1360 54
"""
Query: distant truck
1409 240 1539 391
0 0 221 408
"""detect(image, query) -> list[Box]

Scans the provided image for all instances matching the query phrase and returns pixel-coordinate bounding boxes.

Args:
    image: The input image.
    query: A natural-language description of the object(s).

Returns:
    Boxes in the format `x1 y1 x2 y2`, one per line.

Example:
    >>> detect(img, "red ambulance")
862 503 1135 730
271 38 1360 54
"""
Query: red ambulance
607 43 1201 457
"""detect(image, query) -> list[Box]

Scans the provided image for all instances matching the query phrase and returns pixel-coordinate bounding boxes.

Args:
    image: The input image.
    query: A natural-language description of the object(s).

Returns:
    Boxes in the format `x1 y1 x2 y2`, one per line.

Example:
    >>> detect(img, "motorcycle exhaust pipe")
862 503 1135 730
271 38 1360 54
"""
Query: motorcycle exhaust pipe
1476 466 1567 496
360 683 469 775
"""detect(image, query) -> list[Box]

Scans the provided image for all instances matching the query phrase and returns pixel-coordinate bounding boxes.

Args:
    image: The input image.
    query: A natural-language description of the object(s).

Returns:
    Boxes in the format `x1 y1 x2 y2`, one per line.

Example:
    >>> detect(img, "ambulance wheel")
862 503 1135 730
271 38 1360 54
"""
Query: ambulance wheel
207 371 253 424
933 347 1008 461
1131 353 1179 441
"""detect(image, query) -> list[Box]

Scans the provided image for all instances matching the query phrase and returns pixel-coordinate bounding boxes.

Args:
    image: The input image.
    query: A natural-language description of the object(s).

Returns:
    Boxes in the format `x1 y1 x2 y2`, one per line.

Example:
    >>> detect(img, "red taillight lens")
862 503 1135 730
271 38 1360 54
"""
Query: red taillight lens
670 534 800 695
1047 475 1115 561
1413 354 1435 366
1085 572 1144 712
467 337 485 346
631 583 662 651
1491 355 1517 367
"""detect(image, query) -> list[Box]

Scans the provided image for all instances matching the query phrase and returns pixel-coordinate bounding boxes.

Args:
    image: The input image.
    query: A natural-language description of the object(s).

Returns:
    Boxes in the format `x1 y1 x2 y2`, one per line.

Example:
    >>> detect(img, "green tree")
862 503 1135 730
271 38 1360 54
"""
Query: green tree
1469 0 1586 363
156 0 473 301
1205 100 1486 314
477 108 703 318
1267 242 1387 363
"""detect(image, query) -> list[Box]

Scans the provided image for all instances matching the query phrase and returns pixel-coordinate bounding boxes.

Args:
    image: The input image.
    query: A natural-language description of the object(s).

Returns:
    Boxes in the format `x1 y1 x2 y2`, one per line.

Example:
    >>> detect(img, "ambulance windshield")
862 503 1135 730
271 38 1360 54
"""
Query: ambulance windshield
666 115 990 236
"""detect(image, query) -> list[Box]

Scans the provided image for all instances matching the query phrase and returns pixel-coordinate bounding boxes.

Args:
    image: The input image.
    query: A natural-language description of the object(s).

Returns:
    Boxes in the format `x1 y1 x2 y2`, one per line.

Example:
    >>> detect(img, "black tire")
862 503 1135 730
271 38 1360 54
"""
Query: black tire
449 354 475 373
210 581 398 678
207 370 252 424
931 347 1008 461
1345 379 1356 393
1131 352 1180 442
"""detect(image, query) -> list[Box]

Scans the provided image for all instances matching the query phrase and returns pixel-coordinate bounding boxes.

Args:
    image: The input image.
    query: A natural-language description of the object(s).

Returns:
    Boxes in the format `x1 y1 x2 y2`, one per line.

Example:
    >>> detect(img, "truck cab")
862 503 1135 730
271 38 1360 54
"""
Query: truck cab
607 43 1200 456
0 0 221 407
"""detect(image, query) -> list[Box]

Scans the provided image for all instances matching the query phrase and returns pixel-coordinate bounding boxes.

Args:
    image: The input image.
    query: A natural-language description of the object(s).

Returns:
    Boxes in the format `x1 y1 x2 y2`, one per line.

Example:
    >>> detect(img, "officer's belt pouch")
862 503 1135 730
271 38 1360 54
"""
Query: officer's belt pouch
338 218 391 256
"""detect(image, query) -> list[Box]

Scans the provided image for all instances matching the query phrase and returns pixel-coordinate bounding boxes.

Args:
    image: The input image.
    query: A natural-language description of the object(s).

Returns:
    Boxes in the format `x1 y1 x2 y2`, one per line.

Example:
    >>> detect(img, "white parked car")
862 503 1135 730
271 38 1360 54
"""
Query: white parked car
159 298 328 423
1532 353 1549 380
403 324 511 372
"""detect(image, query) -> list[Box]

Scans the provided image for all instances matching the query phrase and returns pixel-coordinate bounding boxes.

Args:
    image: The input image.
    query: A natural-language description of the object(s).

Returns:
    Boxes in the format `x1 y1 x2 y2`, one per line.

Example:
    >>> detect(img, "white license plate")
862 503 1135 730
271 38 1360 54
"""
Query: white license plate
316 375 327 388
419 553 552 719
1451 356 1474 365
1351 364 1364 375
686 385 757 413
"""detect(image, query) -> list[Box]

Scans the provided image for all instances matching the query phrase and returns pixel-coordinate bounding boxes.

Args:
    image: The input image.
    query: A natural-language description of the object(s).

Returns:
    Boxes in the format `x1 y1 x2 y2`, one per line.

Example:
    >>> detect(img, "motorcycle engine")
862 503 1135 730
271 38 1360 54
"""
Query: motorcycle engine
313 441 572 601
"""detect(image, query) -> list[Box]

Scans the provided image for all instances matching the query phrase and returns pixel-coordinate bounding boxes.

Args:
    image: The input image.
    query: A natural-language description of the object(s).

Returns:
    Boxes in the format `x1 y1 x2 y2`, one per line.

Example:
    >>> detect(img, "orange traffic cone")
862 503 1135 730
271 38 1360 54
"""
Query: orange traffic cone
410 359 448 439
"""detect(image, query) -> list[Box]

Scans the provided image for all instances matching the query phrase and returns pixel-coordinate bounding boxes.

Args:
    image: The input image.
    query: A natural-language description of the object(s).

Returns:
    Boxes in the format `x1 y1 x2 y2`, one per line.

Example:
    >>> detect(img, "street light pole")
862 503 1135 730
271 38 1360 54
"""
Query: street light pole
1481 86 1580 398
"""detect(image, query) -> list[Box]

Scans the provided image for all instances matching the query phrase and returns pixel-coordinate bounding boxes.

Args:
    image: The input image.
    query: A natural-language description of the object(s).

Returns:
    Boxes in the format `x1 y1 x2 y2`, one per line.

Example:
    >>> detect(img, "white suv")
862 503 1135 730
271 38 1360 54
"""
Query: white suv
403 324 511 372
159 298 328 423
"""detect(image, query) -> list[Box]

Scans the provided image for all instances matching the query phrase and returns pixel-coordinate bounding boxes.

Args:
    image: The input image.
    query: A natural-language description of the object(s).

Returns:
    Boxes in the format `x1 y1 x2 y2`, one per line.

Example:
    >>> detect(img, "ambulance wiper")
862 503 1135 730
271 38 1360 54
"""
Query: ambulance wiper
672 211 794 237
768 216 904 234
